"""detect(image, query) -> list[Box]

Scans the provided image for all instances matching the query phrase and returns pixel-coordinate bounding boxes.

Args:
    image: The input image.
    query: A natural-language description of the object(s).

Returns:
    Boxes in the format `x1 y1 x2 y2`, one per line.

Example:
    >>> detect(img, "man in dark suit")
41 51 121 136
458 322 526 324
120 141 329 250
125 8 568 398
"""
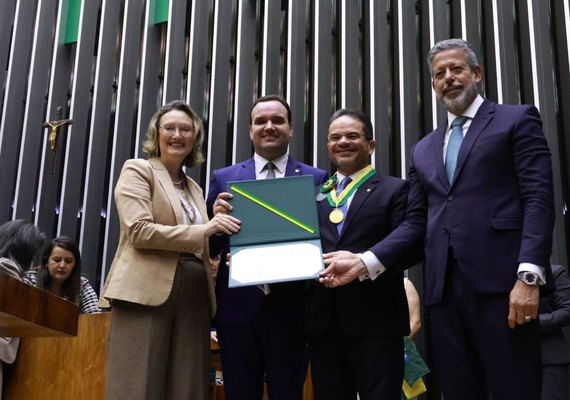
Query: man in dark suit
539 264 570 400
319 39 555 400
206 95 328 400
305 108 411 399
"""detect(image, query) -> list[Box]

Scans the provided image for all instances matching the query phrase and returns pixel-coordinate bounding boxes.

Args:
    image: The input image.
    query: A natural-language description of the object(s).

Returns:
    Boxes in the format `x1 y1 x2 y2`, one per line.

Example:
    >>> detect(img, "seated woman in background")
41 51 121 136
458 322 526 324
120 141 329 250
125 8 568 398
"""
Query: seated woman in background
0 219 45 399
0 219 45 279
26 237 101 314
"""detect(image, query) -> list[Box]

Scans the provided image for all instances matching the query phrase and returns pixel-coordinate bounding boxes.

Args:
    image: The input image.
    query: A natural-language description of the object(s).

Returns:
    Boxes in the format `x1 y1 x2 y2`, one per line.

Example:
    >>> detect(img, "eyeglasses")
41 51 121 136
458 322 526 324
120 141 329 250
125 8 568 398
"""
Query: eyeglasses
159 124 194 137
327 132 367 144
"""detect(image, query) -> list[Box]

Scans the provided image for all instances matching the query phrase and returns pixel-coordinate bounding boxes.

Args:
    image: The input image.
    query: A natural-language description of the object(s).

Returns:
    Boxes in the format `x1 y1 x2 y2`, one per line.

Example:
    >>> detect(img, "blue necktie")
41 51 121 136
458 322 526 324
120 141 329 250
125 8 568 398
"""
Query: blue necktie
445 116 468 183
336 177 352 234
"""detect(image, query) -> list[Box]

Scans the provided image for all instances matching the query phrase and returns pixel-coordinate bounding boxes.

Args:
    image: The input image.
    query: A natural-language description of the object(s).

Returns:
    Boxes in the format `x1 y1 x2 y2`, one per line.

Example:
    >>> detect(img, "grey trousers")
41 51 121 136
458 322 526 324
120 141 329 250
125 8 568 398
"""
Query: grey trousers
105 259 211 400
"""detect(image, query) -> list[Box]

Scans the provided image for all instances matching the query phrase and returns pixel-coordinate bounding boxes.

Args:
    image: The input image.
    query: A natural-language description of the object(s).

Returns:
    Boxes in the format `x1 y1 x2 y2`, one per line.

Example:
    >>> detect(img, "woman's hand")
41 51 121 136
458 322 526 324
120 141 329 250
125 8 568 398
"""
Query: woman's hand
212 192 233 215
205 213 240 237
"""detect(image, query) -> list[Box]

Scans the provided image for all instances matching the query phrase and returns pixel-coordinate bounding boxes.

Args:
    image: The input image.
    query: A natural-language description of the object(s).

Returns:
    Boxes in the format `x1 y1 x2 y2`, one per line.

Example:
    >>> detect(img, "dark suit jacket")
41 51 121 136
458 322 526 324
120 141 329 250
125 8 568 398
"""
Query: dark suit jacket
206 156 328 326
540 264 570 365
374 100 555 305
305 172 411 339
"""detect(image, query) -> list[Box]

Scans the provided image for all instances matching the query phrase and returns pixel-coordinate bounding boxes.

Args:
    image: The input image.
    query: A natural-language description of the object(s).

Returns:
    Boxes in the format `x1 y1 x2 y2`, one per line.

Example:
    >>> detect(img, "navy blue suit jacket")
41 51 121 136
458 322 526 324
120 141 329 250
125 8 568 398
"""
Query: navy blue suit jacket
539 264 570 365
305 172 411 338
206 156 328 326
374 100 555 305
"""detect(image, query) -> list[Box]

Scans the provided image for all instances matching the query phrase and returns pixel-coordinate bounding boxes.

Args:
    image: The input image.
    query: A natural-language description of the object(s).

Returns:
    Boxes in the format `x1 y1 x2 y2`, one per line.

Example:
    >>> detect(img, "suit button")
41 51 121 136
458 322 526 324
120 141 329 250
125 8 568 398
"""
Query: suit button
443 228 448 234
447 195 454 201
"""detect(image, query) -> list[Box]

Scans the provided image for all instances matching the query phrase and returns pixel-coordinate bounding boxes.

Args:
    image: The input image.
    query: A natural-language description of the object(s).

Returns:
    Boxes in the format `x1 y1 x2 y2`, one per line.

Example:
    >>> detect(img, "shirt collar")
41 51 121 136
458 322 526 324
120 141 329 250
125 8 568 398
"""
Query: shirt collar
254 153 288 175
336 165 372 183
447 95 484 129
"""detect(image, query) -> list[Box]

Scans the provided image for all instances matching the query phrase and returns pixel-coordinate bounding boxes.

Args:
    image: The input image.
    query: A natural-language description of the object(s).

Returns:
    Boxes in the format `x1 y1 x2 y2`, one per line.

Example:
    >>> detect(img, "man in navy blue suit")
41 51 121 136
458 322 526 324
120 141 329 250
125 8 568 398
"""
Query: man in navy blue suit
207 95 328 400
305 108 411 399
319 39 555 400
539 264 570 400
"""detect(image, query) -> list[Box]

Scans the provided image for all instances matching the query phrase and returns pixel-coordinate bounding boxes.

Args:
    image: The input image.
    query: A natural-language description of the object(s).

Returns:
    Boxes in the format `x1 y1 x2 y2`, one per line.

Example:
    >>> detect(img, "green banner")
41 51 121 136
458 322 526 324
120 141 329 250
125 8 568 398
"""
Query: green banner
64 0 81 44
154 0 169 24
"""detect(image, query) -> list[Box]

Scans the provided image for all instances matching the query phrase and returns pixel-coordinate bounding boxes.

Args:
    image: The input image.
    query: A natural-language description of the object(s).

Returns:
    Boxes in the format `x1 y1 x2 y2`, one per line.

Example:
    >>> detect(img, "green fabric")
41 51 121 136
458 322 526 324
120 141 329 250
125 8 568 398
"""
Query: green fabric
403 336 430 386
154 0 169 24
64 0 81 44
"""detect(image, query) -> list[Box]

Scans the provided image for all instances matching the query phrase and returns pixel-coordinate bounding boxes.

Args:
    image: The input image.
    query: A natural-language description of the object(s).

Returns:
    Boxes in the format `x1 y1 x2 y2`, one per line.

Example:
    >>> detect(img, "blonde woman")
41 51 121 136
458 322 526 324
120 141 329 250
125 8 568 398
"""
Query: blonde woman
100 100 240 400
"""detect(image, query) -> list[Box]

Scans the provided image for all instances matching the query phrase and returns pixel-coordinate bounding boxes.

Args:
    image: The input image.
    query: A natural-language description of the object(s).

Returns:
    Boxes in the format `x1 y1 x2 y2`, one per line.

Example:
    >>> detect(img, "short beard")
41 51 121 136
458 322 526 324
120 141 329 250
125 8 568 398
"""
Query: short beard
441 83 479 115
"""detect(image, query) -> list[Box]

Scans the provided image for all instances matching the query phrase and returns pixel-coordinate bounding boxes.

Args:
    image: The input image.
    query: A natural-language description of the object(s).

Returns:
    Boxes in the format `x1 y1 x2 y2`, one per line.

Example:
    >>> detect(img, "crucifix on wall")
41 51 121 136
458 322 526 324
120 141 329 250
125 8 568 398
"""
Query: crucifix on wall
43 107 73 174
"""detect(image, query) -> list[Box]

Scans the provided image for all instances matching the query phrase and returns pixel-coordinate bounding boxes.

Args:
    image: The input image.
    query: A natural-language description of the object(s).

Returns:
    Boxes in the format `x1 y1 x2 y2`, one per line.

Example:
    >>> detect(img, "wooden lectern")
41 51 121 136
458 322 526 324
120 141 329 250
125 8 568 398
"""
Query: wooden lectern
4 311 315 400
0 272 79 337
5 313 110 400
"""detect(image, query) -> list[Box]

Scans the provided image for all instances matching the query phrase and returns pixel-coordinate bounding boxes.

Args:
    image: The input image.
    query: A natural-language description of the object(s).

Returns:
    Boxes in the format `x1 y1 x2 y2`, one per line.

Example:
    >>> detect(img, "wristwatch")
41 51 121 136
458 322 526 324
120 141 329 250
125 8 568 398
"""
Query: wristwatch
518 271 540 286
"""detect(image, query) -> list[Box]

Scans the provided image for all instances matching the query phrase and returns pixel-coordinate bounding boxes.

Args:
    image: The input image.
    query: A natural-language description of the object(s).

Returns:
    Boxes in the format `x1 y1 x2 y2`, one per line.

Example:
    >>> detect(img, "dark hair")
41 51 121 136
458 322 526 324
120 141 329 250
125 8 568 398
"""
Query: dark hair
38 236 82 304
249 95 292 124
0 219 45 272
329 108 374 140
426 38 480 76
142 100 205 167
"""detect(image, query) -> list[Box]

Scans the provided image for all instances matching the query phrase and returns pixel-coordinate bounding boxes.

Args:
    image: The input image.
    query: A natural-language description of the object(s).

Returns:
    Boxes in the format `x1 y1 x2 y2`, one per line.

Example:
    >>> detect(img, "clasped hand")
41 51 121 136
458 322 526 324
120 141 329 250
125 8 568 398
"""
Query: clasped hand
206 192 240 237
319 250 367 288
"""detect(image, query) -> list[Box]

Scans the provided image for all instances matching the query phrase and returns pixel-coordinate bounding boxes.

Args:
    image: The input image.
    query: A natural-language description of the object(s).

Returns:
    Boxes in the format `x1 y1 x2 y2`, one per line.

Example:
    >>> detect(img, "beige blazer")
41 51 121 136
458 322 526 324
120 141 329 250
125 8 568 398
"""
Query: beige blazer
99 158 215 316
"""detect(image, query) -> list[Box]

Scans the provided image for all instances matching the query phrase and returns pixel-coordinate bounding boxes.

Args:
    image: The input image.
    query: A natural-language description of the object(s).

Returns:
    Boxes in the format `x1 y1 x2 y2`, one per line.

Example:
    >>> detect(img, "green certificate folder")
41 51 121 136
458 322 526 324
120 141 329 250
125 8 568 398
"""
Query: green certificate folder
228 175 324 287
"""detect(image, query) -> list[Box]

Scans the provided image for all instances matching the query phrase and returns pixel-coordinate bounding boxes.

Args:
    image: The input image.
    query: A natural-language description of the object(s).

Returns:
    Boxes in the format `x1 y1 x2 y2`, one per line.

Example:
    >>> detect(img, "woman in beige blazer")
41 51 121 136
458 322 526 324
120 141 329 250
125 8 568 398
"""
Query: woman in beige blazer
101 100 240 400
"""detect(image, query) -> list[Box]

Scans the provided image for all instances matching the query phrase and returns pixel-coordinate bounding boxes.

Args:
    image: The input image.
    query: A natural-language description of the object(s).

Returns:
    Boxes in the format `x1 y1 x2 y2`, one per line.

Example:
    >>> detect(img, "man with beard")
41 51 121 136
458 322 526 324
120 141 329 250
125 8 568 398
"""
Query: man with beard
319 39 555 400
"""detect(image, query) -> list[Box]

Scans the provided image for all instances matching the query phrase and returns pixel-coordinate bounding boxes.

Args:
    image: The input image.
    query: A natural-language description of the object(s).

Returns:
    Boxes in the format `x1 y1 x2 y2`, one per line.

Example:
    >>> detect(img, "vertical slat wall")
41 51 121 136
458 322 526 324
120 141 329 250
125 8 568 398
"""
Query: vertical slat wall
0 0 569 312
80 0 122 286
34 0 74 240
287 0 309 161
0 0 44 224
102 0 146 280
230 0 257 167
13 0 58 225
311 0 334 170
205 0 235 182
364 0 392 174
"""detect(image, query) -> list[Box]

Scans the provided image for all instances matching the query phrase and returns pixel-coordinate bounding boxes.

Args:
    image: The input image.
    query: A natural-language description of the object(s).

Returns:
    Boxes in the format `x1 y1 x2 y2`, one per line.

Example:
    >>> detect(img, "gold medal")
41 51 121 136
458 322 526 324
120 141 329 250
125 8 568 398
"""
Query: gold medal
329 208 344 224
